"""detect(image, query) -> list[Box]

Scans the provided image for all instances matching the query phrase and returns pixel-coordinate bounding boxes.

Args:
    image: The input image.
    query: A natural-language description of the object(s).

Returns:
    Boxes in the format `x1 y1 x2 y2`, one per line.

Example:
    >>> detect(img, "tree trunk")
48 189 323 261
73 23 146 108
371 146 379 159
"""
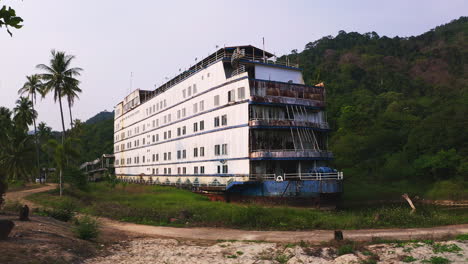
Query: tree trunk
58 91 66 197
31 95 41 184
67 97 73 129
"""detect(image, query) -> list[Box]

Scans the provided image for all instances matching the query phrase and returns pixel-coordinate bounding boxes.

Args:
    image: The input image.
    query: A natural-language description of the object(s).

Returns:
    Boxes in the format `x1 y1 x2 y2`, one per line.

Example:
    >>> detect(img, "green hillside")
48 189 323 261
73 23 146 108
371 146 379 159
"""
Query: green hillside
281 17 467 200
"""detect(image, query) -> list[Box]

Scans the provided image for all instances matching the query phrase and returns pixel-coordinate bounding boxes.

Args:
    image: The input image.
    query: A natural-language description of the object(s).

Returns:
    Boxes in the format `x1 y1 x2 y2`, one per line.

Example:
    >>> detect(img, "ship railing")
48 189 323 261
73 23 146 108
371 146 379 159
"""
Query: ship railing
249 79 324 101
249 118 330 129
249 172 343 181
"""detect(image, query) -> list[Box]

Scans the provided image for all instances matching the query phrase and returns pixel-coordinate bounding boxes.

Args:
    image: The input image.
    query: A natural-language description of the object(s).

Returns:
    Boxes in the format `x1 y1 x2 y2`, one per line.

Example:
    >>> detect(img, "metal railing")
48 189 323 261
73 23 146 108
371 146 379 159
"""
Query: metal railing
249 118 330 129
250 79 324 101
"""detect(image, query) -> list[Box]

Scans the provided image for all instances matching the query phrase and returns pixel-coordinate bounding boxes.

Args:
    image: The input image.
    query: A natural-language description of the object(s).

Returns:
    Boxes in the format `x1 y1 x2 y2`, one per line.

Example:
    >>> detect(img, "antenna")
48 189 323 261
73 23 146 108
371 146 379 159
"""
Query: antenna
128 72 133 94
262 37 266 63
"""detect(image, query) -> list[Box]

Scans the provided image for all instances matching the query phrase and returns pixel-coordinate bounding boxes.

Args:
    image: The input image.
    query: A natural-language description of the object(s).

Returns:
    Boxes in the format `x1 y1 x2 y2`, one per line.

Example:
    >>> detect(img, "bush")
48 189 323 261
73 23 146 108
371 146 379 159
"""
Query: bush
73 215 99 240
40 200 76 221
337 243 355 255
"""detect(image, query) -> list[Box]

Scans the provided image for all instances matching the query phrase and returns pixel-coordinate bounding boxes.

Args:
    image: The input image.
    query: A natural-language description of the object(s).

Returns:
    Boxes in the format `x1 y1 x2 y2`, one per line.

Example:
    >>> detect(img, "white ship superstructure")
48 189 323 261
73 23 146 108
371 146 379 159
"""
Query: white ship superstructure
114 46 342 197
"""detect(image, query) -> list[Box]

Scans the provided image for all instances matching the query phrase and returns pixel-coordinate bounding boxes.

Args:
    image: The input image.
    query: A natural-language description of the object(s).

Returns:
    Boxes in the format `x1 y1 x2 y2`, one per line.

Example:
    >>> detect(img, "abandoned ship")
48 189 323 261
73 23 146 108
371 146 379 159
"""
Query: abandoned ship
113 45 343 204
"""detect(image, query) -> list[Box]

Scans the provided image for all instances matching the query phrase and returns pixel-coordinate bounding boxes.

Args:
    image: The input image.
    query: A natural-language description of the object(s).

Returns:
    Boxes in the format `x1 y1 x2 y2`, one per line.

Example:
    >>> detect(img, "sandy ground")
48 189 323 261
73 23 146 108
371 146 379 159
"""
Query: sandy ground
84 237 468 264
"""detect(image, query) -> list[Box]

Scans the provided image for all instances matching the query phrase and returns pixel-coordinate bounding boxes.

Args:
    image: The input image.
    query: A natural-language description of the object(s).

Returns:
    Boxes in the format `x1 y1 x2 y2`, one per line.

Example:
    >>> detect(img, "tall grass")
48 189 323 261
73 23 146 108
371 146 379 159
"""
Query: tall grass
27 183 468 231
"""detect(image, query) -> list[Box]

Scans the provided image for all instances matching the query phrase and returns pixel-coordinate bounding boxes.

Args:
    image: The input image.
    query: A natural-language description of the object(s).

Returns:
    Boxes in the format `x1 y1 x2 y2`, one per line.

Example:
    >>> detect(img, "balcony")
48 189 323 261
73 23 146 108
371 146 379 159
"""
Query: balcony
249 119 330 130
249 149 333 160
249 79 325 108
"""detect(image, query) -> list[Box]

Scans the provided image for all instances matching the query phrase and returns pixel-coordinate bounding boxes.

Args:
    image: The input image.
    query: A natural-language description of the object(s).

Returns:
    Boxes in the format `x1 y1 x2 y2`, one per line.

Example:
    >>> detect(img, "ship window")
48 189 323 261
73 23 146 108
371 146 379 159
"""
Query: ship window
183 167 186 174
182 126 186 135
199 120 204 131
200 147 205 156
199 100 204 111
200 166 205 174
168 168 171 174
142 156 145 163
222 144 228 155
152 154 155 162
214 144 220 156
177 127 181 136
152 135 155 142
214 116 220 127
164 100 167 107
217 165 221 174
221 114 227 126
168 130 171 139
168 114 171 122
194 166 198 174
177 110 181 119
182 108 186 117
177 150 181 159
201 75 204 80
207 73 210 78
193 147 198 157
193 122 198 132
164 152 167 160
193 103 198 113
178 167 181 174
182 149 186 159
193 84 197 94
188 86 192 96
214 95 220 106
168 152 171 160
164 168 167 174
228 89 235 102
222 165 228 174
156 154 159 161
182 89 186 98
238 87 245 99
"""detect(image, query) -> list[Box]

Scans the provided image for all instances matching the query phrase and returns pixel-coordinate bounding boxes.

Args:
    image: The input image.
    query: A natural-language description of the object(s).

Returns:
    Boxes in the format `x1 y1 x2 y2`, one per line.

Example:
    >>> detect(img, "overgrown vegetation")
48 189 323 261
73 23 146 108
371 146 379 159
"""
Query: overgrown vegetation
27 183 468 230
280 17 468 201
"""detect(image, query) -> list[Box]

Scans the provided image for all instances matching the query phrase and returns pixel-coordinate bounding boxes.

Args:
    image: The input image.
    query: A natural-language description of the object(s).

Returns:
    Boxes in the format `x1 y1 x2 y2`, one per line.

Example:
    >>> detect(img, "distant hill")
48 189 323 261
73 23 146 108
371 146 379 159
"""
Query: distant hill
85 111 114 125
280 16 467 196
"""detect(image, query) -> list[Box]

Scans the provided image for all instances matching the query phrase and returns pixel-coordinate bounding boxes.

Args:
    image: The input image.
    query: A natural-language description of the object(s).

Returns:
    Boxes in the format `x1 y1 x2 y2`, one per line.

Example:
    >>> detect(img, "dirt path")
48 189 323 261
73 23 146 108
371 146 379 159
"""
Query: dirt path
5 184 57 209
8 185 468 243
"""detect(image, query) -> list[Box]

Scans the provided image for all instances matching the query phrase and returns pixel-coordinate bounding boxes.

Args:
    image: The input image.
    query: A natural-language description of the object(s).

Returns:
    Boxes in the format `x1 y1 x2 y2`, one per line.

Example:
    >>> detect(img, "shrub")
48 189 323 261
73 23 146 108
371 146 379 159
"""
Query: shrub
73 215 100 240
402 256 417 262
40 200 76 221
455 234 468 241
337 244 354 255
424 256 450 264
432 243 462 253
64 166 88 191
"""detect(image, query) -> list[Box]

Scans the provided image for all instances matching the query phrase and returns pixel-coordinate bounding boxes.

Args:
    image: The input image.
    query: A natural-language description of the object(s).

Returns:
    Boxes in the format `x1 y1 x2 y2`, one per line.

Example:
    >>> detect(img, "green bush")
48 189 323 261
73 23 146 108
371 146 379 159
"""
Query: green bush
73 215 100 240
337 244 354 255
64 166 88 191
40 200 76 221
423 256 450 264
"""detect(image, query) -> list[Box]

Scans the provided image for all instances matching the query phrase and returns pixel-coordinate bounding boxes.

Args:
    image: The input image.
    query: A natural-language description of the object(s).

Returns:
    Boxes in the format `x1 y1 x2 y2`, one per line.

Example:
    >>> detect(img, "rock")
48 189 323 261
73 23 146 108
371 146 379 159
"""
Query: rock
334 230 343 241
19 204 30 221
0 219 15 240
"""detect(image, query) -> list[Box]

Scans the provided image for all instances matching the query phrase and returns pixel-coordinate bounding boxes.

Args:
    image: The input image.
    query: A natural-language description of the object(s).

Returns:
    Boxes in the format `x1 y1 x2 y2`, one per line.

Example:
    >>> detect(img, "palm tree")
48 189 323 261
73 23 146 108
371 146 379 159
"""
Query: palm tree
62 78 82 129
36 50 82 143
43 138 80 196
18 74 43 182
37 121 53 171
13 96 37 132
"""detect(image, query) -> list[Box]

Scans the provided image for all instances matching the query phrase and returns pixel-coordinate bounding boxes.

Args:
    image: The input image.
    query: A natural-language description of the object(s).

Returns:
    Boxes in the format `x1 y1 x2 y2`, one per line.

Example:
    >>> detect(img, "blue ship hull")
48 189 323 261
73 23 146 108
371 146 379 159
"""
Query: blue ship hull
226 180 343 198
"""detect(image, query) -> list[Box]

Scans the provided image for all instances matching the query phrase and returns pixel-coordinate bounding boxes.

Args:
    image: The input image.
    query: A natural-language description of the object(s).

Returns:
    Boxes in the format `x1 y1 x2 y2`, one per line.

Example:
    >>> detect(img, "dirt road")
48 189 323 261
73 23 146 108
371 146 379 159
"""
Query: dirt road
7 184 468 243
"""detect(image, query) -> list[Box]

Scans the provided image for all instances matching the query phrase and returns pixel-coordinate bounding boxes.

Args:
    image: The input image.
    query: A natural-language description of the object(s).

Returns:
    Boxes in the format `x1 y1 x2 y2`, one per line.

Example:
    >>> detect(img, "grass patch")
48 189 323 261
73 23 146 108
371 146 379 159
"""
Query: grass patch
422 256 450 264
402 255 417 262
26 182 468 231
455 234 468 241
432 243 462 253
337 243 355 255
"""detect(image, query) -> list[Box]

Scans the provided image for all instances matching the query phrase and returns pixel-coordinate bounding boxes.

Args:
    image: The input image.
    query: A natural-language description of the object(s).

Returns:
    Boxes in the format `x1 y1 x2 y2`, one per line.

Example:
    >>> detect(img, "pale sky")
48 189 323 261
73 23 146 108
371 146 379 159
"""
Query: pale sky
0 0 466 130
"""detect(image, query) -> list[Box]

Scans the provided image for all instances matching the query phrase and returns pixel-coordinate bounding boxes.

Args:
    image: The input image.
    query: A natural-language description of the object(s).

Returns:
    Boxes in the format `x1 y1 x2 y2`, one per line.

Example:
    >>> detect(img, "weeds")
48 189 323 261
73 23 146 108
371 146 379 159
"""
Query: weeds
275 254 291 264
38 200 76 221
337 243 354 255
402 256 417 262
422 256 450 264
455 234 468 241
432 243 462 253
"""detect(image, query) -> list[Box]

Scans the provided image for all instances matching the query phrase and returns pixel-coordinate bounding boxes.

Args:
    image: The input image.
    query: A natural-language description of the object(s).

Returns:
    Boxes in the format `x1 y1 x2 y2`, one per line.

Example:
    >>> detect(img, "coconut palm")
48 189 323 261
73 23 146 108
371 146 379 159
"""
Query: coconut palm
36 50 82 143
62 78 82 129
13 96 37 132
18 74 43 181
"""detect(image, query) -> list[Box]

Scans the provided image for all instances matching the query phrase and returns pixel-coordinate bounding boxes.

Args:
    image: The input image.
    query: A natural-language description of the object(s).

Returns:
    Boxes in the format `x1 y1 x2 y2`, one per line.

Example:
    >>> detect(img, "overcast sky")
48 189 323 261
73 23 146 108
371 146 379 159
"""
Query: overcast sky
0 0 466 130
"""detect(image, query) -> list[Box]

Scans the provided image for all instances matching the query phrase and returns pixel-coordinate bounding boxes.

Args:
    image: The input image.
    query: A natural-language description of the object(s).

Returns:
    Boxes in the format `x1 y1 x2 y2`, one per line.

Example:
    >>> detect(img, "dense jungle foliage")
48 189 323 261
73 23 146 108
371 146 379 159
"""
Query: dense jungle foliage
278 17 467 197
